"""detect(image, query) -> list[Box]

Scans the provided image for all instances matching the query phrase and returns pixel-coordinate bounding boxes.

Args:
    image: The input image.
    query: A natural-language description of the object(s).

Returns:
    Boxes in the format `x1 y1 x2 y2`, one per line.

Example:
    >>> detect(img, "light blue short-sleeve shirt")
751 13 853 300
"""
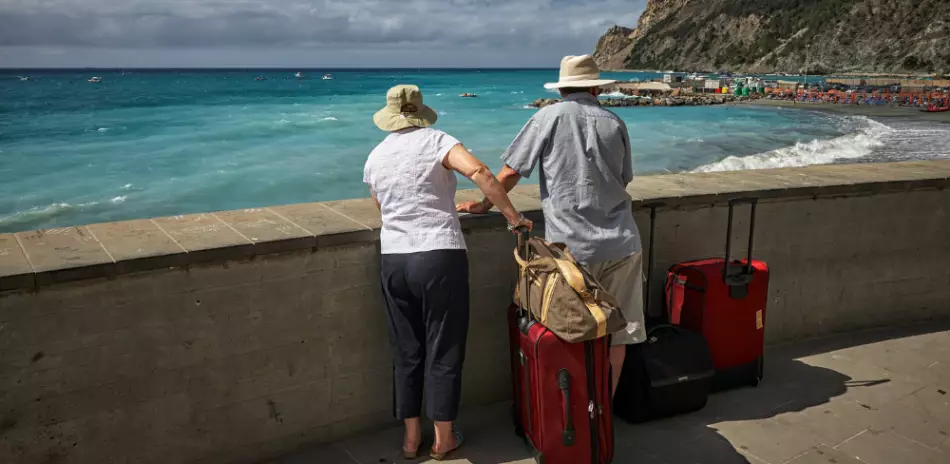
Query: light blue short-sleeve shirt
502 93 641 264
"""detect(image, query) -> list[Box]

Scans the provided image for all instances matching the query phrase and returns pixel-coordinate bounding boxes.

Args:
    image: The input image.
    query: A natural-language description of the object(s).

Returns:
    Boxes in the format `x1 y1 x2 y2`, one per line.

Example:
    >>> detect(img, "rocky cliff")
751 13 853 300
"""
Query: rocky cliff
593 0 950 74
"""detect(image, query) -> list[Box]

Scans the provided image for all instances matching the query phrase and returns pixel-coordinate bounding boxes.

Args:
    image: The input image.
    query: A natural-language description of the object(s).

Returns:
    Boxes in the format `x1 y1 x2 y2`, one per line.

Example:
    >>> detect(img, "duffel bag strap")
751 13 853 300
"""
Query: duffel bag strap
553 258 608 339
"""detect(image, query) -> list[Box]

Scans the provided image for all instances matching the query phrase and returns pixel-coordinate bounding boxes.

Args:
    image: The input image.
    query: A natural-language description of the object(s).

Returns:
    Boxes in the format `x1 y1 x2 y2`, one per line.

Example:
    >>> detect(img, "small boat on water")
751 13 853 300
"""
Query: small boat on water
295 72 305 79
322 74 333 80
255 76 267 81
88 77 102 83
17 76 31 81
459 93 478 98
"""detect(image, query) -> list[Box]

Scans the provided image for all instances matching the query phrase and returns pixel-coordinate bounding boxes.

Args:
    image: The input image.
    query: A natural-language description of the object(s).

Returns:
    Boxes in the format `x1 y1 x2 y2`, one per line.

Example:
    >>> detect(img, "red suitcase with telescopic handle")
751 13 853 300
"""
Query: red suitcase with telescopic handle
508 231 614 464
666 198 769 391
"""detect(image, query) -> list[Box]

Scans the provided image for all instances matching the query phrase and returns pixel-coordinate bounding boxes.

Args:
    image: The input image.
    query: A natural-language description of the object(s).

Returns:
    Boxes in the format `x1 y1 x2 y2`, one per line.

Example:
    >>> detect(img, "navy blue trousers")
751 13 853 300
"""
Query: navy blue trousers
380 250 470 422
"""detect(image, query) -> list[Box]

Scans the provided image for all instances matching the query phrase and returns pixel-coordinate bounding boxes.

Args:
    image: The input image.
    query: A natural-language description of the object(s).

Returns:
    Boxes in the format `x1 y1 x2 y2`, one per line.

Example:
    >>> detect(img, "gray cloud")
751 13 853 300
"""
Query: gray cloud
0 0 646 66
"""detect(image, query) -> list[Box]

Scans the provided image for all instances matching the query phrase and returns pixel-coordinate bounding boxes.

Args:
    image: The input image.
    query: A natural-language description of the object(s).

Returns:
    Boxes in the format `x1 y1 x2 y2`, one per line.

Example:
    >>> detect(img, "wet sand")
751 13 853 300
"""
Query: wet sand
740 99 950 123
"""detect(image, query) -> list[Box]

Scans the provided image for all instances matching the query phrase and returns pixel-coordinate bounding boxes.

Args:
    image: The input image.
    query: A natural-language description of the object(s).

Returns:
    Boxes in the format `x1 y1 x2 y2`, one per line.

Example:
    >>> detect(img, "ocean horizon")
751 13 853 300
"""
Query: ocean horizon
2 69 948 233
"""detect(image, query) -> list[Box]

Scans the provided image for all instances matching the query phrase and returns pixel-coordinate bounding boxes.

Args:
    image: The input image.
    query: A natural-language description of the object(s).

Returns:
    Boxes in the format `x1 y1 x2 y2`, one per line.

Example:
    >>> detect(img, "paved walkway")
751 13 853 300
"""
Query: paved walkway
272 324 950 464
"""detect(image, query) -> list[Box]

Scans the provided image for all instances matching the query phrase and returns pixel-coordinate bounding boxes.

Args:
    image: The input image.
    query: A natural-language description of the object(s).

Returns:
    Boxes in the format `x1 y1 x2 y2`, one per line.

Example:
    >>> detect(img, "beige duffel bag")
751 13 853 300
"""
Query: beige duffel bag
513 237 627 343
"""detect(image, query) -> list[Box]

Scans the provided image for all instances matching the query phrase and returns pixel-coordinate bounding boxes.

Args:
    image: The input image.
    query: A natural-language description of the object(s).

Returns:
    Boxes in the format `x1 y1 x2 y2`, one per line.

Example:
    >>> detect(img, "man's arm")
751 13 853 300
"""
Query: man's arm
457 118 545 214
479 166 522 210
619 119 634 186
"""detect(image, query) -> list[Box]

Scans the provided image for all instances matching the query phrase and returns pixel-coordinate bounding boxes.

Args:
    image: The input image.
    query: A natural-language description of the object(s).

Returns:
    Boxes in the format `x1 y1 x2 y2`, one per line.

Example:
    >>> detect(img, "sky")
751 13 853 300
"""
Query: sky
0 0 646 68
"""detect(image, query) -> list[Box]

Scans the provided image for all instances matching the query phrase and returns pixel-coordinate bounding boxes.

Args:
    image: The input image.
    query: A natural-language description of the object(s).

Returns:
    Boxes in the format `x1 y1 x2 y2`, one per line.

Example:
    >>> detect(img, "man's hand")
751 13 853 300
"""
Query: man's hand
456 199 491 214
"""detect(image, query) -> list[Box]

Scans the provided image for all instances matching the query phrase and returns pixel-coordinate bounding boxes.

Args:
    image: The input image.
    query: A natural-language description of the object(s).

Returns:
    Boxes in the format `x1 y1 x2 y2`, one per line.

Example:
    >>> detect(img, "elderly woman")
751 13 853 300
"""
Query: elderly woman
363 85 532 461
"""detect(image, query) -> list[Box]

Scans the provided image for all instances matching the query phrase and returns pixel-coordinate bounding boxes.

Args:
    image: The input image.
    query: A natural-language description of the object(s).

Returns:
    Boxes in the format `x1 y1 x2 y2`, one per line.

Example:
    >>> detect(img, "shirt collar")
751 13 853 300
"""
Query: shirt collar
564 92 597 103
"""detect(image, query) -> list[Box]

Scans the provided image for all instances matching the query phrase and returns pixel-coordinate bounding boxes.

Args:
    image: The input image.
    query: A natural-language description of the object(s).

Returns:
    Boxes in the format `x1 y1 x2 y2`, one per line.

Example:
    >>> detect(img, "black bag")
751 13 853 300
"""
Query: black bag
612 205 714 423
613 324 714 423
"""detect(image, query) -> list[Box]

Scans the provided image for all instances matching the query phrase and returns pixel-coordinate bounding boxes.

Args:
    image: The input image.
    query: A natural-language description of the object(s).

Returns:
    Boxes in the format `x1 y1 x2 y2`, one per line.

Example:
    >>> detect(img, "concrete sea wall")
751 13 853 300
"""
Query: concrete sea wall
1 160 949 463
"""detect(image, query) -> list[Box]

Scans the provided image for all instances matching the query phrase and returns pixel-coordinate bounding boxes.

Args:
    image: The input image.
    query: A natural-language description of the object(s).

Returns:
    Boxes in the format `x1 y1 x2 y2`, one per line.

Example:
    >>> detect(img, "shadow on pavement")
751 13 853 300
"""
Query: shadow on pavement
273 322 950 464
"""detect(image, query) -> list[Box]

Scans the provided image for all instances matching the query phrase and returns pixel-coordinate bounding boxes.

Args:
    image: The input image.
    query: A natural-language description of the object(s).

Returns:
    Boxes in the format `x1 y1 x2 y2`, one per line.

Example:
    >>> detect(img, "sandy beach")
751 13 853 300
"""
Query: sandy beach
740 99 950 123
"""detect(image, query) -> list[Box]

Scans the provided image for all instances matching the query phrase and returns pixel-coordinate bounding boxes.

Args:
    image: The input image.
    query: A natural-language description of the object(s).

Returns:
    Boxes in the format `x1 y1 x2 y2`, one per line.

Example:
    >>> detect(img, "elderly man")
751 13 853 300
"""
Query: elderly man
458 54 645 396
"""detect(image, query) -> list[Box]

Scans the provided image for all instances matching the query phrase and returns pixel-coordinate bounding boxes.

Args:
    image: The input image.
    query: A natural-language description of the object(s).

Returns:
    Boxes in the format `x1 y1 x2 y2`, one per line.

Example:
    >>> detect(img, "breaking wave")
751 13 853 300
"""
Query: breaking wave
0 201 101 230
600 91 632 99
694 117 892 172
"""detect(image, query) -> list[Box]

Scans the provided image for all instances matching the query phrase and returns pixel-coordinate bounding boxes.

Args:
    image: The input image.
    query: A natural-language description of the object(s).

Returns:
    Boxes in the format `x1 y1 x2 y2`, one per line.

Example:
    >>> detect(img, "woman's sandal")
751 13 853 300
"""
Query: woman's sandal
402 441 424 460
429 429 464 461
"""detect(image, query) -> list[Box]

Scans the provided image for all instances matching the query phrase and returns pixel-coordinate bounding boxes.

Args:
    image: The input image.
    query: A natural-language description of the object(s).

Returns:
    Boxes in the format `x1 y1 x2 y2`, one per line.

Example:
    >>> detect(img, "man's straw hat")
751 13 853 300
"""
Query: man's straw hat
373 84 439 132
544 54 617 90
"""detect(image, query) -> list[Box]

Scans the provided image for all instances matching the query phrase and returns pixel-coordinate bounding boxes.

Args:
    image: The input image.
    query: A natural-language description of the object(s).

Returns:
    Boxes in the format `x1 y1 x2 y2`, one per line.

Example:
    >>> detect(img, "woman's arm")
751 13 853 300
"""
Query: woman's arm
442 144 532 231
369 188 380 211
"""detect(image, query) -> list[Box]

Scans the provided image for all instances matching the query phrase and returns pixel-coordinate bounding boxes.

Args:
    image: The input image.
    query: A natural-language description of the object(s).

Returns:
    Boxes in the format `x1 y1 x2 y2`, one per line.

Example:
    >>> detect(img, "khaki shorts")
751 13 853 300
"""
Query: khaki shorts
584 253 647 346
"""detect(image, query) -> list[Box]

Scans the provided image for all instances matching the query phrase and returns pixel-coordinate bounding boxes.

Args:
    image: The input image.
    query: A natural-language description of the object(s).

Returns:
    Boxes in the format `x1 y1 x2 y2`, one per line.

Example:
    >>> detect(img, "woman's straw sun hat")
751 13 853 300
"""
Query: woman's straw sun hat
544 54 617 90
374 84 439 132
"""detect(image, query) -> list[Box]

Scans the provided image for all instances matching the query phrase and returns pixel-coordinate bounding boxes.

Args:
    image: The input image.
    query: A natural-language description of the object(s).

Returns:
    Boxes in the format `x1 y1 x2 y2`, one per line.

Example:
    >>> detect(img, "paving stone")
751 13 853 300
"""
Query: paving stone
631 431 770 464
629 174 720 201
268 203 374 248
88 219 187 273
213 208 313 254
508 184 541 200
784 445 864 464
15 226 114 285
712 418 822 464
152 213 254 262
834 429 947 464
800 351 928 408
771 399 876 448
867 393 950 449
833 337 941 378
323 198 382 230
0 233 34 291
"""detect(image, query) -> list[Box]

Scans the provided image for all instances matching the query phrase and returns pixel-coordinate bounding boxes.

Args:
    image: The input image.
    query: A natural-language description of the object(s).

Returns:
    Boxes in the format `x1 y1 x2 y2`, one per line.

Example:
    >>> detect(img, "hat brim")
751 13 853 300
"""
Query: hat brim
373 105 438 132
543 79 617 90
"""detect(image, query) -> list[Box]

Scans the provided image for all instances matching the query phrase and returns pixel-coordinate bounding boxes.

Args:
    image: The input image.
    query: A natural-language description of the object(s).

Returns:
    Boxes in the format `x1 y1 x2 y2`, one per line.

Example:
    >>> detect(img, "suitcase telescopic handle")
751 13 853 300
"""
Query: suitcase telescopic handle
516 229 534 334
724 198 757 287
557 369 575 446
516 228 531 262
644 203 663 319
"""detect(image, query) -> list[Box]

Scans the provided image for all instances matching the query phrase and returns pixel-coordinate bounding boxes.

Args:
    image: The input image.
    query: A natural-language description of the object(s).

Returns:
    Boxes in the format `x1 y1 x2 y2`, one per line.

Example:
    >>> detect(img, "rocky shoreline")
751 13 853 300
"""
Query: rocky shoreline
529 93 757 109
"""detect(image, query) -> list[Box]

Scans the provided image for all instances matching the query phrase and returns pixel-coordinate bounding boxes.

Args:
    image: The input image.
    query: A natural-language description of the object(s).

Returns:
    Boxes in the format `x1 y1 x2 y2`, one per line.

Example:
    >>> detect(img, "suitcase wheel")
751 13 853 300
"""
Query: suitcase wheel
752 356 765 387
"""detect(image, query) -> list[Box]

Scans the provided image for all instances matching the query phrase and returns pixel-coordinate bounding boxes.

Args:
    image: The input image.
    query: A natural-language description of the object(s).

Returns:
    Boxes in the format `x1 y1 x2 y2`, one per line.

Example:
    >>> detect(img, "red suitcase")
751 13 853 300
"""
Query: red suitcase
666 198 769 391
508 234 614 464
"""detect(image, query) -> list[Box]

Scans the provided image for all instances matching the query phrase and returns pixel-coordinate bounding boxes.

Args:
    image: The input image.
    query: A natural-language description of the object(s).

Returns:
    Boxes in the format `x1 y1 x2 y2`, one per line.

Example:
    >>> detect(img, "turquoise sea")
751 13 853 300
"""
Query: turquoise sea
1 69 948 232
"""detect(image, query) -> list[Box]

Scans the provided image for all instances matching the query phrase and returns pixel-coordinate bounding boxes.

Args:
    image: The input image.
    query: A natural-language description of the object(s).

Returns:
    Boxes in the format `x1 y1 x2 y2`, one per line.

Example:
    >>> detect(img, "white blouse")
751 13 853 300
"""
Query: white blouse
363 127 467 255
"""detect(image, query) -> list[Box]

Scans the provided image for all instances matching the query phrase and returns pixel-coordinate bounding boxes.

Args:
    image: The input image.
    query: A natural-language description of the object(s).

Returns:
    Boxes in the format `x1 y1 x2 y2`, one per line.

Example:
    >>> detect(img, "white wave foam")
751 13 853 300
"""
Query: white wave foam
694 117 892 173
321 117 338 121
600 91 632 99
0 201 99 228
121 183 134 190
110 196 127 204
97 127 109 132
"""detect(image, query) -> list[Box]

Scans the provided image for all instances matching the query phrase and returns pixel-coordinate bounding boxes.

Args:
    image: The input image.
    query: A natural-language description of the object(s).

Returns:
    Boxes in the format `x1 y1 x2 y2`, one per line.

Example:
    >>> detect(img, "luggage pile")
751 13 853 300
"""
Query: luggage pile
508 198 770 463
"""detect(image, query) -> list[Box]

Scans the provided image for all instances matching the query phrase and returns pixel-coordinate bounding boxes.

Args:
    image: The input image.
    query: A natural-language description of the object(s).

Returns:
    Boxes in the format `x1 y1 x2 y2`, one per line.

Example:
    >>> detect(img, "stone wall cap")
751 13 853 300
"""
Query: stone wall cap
1 159 948 293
